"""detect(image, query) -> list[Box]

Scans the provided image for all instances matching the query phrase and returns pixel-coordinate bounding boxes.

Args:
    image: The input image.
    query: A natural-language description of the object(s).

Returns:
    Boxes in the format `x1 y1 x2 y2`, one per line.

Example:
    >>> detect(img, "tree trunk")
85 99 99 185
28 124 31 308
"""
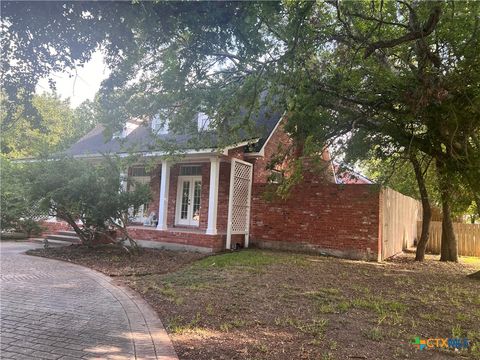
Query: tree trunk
56 209 89 244
410 154 431 261
440 195 458 261
436 160 458 262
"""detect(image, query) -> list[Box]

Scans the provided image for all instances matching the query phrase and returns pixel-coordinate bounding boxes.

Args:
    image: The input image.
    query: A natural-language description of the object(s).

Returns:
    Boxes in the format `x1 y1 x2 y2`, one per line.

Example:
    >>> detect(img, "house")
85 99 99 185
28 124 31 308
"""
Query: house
332 163 374 185
43 107 420 261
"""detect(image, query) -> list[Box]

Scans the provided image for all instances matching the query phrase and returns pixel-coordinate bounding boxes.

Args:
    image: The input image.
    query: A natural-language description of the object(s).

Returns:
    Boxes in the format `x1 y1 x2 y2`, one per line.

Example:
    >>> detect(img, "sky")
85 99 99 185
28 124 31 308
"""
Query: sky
36 50 110 108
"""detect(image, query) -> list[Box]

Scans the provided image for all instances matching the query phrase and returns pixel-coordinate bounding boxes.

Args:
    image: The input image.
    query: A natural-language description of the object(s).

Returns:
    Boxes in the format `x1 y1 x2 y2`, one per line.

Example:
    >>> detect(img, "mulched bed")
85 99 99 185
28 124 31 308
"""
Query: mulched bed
29 245 480 360
28 244 206 276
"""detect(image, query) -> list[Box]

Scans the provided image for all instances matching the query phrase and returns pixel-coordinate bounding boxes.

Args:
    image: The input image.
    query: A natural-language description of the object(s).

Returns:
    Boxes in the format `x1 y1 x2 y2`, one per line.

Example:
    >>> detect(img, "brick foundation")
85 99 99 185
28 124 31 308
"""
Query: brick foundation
127 227 224 251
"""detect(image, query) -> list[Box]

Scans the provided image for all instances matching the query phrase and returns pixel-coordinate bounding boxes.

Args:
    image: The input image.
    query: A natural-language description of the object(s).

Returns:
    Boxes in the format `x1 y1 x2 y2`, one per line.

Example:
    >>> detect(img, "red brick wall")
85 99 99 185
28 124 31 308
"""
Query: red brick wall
250 182 382 260
249 120 292 183
217 161 231 233
147 164 161 216
39 221 72 235
246 119 335 184
227 147 245 160
199 163 210 230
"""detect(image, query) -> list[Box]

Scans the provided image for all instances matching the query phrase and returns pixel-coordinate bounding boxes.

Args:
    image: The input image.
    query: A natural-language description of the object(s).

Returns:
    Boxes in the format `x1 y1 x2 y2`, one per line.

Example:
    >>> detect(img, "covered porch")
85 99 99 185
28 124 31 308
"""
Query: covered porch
125 154 252 252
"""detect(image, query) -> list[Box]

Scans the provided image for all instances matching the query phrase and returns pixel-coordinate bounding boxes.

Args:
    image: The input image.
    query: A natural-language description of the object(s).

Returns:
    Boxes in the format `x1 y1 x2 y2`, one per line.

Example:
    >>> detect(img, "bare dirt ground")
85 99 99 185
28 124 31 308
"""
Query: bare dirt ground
29 245 480 360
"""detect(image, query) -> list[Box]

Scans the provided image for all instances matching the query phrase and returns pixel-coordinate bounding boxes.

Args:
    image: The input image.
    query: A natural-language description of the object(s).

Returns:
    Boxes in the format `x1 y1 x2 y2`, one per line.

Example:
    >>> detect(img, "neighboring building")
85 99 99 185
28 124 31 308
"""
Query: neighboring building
332 163 374 185
43 109 419 261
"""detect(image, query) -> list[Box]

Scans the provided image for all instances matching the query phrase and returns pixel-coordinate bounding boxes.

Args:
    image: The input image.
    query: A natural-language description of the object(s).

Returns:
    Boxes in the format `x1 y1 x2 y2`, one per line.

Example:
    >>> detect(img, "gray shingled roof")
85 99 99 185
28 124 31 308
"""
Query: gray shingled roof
66 106 283 157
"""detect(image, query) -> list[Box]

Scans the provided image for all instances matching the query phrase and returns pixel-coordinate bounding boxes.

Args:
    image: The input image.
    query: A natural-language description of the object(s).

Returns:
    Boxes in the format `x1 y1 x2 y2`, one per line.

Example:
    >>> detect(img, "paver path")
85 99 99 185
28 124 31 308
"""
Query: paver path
0 241 178 360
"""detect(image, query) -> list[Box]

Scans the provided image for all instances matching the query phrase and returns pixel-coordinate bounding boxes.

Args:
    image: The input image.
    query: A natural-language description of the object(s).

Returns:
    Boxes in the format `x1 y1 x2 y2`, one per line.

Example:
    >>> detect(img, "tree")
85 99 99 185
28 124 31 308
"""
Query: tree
0 1 140 127
358 140 478 260
3 1 479 261
0 93 95 159
26 156 151 249
342 130 435 261
72 100 98 141
0 156 43 235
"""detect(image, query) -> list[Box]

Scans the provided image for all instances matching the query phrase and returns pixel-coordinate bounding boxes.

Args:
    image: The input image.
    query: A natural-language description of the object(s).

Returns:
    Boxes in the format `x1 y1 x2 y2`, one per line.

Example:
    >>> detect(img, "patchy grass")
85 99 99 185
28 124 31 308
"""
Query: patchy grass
30 246 480 360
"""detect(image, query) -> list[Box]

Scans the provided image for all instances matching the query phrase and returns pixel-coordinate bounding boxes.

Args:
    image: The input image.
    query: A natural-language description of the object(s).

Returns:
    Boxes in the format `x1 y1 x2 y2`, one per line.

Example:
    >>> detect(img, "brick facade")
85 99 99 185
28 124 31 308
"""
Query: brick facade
247 120 293 183
250 181 381 260
146 164 161 217
217 161 232 232
39 220 72 235
40 117 385 259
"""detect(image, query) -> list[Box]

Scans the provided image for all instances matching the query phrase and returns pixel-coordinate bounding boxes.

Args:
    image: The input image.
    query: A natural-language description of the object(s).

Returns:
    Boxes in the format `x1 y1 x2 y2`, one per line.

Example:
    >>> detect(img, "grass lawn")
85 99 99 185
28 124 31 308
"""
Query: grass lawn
29 246 480 360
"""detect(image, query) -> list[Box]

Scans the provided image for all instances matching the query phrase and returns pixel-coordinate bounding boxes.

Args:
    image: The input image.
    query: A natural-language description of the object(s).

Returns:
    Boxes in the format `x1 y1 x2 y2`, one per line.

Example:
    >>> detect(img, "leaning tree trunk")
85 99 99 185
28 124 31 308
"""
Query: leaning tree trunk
436 160 458 262
56 209 90 245
410 154 432 261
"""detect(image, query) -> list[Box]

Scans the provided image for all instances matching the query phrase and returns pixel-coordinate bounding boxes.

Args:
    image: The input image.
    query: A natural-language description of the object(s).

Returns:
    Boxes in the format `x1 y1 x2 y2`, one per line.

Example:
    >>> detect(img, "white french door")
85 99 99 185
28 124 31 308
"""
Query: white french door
176 176 202 226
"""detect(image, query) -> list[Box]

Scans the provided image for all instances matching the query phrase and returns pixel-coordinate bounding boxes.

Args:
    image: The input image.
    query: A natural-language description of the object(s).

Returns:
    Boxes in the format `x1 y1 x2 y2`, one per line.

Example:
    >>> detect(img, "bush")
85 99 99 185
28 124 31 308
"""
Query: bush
26 156 151 248
0 156 44 234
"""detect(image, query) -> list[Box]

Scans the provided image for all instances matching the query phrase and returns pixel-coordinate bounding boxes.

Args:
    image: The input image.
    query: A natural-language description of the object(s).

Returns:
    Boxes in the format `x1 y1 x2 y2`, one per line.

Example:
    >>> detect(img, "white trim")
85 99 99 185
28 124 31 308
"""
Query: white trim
229 157 252 167
225 160 236 250
332 161 374 184
14 139 261 163
206 157 220 235
156 160 170 230
220 140 260 155
226 159 253 250
72 140 259 159
331 161 338 184
70 149 220 159
243 152 263 158
244 163 253 248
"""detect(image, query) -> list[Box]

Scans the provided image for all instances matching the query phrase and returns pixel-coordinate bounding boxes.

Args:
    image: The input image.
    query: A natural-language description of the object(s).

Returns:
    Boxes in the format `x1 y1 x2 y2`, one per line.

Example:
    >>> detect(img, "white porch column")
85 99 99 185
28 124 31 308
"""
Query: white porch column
120 170 128 192
156 160 170 230
206 156 220 235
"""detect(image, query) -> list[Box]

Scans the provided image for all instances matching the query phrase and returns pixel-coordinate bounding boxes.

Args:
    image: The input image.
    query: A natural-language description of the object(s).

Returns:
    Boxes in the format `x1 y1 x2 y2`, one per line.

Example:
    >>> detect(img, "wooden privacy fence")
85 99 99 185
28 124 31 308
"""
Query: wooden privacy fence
381 188 422 260
419 221 480 257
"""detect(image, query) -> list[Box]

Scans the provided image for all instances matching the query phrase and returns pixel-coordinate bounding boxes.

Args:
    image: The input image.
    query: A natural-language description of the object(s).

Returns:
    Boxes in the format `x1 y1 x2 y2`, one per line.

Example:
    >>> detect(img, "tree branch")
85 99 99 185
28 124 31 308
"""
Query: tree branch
364 5 442 58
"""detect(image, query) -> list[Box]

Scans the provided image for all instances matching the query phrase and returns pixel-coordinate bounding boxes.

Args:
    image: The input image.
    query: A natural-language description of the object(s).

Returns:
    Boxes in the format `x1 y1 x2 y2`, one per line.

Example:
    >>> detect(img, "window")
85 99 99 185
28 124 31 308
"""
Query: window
151 114 169 134
129 166 151 222
180 165 202 176
130 166 150 177
197 112 212 131
113 121 140 139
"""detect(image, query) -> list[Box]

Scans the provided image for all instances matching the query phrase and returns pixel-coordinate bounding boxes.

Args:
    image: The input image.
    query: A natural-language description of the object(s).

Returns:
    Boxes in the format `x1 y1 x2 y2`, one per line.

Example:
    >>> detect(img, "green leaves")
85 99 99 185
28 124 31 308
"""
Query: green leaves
1 94 97 159
0 156 42 233
24 156 151 244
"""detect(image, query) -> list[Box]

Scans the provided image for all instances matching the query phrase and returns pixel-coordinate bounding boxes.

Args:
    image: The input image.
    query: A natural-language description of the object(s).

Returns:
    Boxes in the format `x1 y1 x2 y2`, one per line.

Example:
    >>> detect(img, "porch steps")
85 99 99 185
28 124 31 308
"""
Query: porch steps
44 231 81 245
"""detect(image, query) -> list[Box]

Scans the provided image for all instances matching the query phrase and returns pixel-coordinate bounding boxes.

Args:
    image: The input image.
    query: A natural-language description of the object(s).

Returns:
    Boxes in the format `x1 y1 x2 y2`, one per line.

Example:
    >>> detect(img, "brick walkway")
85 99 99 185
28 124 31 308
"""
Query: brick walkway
0 242 178 360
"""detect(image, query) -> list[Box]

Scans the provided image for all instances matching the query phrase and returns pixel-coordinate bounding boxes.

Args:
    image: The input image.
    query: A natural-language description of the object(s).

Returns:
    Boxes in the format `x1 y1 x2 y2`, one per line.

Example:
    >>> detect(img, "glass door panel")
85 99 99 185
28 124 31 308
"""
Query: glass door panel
180 180 190 222
176 176 201 226
191 180 202 225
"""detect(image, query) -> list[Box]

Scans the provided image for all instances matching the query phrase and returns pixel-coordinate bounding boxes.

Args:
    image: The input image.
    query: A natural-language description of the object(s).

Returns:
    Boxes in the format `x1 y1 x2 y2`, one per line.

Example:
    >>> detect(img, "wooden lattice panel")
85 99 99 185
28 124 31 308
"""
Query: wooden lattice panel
226 159 253 249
